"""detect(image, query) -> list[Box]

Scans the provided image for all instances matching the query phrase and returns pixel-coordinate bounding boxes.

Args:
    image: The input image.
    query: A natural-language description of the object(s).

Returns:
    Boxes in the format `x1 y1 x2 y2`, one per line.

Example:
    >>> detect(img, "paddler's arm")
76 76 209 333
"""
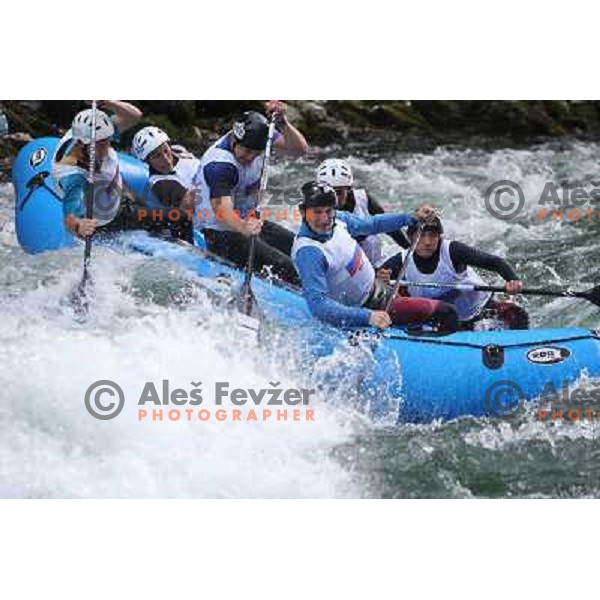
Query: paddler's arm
339 211 416 239
449 241 523 294
152 180 195 212
267 101 309 157
294 247 372 327
99 100 142 134
387 229 411 249
60 173 96 237
210 195 261 235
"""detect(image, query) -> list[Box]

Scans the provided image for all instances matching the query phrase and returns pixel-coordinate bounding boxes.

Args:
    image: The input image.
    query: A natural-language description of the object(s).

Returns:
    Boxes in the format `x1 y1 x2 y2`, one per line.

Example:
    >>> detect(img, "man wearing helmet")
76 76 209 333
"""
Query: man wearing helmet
131 126 198 243
54 101 143 238
291 182 459 332
402 215 529 329
194 101 308 285
316 158 410 283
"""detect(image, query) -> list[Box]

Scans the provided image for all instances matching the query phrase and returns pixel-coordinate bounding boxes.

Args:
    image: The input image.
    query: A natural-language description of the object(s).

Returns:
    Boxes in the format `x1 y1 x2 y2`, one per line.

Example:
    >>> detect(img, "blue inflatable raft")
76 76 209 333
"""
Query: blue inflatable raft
12 138 600 422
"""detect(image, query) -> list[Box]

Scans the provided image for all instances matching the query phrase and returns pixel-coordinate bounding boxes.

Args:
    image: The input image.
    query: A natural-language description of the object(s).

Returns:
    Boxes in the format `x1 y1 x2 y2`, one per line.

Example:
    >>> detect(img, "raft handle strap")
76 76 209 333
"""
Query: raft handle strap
19 171 63 211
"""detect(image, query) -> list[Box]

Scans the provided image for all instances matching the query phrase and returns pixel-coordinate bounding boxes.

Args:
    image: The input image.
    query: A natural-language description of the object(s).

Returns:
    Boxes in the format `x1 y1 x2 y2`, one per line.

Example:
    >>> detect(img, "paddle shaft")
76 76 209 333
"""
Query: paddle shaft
81 100 98 287
240 116 278 312
385 223 423 312
397 280 600 303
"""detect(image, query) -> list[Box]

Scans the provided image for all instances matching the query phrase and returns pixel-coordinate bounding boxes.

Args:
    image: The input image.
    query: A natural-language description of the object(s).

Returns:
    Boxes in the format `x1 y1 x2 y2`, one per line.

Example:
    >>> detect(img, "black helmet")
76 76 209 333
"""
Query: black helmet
407 215 444 237
300 181 337 210
232 111 269 151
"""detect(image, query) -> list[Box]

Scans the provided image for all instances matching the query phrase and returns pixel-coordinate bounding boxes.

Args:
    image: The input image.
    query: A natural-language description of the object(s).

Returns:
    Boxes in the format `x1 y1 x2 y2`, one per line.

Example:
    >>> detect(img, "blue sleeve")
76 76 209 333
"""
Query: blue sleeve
294 246 372 327
338 211 416 238
203 162 239 198
59 173 88 218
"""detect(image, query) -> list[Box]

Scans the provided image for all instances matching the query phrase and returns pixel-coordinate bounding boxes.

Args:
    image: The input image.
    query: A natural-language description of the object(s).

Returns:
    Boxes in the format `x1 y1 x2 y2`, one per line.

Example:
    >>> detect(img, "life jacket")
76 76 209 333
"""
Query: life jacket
350 188 384 266
292 221 375 307
148 146 200 190
403 239 492 321
193 134 264 231
53 133 123 226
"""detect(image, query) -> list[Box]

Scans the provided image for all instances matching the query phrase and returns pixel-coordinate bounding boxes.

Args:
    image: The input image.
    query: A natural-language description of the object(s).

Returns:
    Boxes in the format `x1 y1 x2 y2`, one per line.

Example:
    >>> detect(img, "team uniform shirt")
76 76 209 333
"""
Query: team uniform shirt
403 239 496 321
338 188 411 261
294 220 375 307
193 132 280 231
292 211 415 327
351 188 385 265
53 130 123 226
148 146 200 208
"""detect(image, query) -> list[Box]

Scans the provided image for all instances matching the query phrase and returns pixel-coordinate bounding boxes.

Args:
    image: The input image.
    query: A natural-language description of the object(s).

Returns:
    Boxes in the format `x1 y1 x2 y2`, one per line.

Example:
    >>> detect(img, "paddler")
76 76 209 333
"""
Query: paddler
193 102 308 285
54 101 147 238
316 158 410 283
131 125 198 243
402 213 530 329
291 182 459 331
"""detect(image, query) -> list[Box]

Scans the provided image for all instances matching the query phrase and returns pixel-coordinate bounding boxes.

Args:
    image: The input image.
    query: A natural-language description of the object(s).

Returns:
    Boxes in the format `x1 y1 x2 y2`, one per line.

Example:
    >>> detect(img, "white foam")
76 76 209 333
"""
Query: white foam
0 241 363 498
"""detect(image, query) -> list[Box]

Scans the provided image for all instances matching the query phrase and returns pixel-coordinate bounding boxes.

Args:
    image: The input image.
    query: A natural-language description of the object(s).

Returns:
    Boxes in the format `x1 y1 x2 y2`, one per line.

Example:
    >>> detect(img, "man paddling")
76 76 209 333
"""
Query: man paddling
193 102 308 285
291 182 459 331
131 125 197 243
316 158 410 282
54 101 145 238
402 214 530 329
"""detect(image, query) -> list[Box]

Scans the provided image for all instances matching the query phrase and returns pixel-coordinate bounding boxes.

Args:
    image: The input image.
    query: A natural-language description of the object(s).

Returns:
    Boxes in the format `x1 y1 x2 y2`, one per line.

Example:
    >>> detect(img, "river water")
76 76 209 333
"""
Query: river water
1 137 599 498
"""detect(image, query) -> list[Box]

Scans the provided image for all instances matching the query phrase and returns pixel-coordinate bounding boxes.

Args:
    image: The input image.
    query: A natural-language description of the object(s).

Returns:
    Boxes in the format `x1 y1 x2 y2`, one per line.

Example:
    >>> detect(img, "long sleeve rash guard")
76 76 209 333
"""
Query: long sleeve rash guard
294 211 415 327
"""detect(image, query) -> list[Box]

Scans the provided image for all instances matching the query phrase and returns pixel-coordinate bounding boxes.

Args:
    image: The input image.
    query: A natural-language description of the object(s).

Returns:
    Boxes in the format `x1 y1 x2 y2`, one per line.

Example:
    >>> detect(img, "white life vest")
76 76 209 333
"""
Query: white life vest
193 134 264 231
148 147 200 191
403 239 492 321
351 188 383 267
292 221 375 307
53 134 123 226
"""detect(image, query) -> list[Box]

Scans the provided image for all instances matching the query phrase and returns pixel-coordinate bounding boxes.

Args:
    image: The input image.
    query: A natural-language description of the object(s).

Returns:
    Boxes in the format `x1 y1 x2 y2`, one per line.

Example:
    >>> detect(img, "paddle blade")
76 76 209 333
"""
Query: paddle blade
234 281 261 320
69 279 90 319
581 285 600 308
68 264 94 319
229 281 264 343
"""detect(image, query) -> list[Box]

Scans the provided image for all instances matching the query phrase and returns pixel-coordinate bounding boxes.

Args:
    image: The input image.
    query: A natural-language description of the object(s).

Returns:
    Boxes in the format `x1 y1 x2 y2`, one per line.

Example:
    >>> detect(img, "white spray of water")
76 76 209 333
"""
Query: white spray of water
0 242 365 498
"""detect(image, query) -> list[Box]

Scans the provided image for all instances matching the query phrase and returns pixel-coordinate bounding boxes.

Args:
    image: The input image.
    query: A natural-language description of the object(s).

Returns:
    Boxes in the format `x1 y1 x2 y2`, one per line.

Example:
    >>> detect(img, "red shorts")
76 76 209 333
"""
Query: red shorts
387 296 449 325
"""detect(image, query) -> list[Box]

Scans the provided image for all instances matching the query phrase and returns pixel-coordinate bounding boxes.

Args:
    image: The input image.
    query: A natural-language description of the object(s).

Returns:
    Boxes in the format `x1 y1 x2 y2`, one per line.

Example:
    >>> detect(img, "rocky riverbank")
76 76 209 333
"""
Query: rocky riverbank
2 100 600 177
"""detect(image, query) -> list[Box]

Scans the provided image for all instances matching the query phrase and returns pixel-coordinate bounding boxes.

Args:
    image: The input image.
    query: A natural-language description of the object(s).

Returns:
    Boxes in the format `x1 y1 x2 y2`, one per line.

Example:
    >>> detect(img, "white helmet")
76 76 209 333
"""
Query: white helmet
316 158 354 188
131 126 170 161
71 109 114 144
